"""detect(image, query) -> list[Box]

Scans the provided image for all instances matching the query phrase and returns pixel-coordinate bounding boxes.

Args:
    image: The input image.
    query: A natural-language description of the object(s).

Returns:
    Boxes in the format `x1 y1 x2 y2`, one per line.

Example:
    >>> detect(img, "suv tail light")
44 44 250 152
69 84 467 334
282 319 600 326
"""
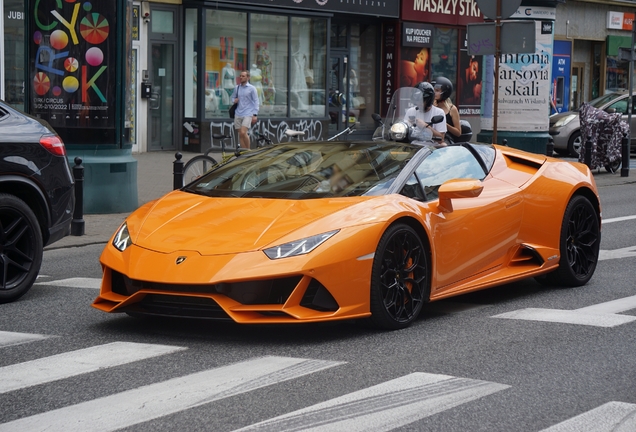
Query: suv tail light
40 135 67 156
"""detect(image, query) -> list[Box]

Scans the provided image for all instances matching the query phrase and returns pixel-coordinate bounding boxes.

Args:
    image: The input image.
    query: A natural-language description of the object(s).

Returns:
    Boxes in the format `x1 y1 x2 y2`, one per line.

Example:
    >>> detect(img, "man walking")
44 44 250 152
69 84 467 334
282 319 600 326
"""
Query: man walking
231 70 260 149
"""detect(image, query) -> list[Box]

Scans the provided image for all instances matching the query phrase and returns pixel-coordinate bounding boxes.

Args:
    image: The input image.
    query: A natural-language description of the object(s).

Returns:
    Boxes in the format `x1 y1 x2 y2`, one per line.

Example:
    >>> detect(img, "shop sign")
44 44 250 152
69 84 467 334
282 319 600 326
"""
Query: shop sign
509 6 556 20
402 23 433 48
219 0 399 18
381 22 398 116
401 0 483 26
29 0 117 144
607 11 634 31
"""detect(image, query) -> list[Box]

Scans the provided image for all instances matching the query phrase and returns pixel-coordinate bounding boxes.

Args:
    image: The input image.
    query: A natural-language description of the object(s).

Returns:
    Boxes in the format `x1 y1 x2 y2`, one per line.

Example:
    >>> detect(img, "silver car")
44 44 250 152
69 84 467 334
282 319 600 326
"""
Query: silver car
549 90 636 157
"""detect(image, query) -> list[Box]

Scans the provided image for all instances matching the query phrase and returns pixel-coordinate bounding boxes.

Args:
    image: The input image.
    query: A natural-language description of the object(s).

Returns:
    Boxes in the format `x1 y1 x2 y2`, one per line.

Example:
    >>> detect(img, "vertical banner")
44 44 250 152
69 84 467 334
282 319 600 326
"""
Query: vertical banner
381 22 398 117
481 19 553 132
458 29 483 115
30 0 117 144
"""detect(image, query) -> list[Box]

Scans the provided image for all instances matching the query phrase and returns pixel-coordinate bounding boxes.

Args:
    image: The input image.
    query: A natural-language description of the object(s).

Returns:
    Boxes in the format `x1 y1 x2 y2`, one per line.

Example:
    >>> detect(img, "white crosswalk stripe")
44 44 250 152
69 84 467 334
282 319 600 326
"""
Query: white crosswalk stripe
233 372 510 432
0 342 186 394
34 277 102 289
492 294 636 327
540 401 636 432
0 356 345 432
0 330 50 348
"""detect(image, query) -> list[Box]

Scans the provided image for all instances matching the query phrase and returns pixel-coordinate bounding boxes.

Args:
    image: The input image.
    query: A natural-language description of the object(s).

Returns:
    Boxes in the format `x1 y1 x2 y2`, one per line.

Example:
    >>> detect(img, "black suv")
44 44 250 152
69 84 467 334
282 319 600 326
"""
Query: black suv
0 100 74 303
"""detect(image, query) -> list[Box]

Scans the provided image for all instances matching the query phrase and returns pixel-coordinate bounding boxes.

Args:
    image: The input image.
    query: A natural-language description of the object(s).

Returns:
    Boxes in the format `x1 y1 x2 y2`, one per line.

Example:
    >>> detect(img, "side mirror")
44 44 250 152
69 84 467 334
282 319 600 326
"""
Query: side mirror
437 179 483 212
372 113 383 125
605 108 617 114
430 115 445 125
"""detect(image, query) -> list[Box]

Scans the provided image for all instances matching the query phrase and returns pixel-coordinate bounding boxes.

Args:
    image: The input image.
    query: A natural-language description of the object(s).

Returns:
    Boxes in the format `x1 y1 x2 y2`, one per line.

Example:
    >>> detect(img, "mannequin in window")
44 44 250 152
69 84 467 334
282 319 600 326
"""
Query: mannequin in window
259 48 275 105
222 63 235 107
250 64 264 104
291 44 308 106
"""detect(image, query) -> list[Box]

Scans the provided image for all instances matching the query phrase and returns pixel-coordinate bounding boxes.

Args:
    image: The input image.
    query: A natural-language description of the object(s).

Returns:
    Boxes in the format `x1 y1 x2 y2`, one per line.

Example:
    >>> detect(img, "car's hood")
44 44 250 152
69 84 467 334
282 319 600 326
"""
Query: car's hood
128 191 371 255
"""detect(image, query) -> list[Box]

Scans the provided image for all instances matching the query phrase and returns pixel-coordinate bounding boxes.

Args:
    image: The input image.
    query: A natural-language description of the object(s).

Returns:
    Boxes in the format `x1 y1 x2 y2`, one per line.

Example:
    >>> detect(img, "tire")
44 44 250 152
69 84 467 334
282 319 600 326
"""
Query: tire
567 130 582 158
0 194 43 303
537 195 600 287
369 223 429 330
183 155 217 186
605 159 621 173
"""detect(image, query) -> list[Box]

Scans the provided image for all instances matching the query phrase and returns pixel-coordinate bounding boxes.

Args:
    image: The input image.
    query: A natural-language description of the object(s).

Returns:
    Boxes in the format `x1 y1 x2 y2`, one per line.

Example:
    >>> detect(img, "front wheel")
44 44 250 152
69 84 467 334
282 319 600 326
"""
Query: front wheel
369 224 429 330
605 158 621 173
537 195 599 287
0 194 43 303
182 155 218 186
567 130 582 158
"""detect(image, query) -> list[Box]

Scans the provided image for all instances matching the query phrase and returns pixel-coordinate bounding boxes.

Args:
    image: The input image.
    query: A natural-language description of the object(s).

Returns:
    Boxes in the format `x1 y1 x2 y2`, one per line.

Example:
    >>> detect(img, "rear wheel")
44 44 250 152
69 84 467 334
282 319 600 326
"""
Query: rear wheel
0 194 43 303
183 155 217 186
536 195 599 287
605 158 621 173
369 224 429 330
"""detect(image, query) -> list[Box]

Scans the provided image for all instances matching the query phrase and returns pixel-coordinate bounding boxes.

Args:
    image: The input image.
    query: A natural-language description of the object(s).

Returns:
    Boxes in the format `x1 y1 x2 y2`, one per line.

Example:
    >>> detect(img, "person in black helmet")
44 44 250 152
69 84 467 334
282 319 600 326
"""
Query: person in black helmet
432 76 461 141
404 81 446 140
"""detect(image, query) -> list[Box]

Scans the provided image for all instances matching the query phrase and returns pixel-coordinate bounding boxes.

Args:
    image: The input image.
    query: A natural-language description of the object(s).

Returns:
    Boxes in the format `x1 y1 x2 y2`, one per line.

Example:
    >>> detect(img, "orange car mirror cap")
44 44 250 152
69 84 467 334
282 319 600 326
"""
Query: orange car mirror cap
437 179 484 212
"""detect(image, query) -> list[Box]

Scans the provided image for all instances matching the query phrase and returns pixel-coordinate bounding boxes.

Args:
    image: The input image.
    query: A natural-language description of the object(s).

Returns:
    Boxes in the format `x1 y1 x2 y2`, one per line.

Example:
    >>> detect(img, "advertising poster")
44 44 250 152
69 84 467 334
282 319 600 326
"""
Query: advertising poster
29 0 117 144
481 18 554 132
458 29 482 115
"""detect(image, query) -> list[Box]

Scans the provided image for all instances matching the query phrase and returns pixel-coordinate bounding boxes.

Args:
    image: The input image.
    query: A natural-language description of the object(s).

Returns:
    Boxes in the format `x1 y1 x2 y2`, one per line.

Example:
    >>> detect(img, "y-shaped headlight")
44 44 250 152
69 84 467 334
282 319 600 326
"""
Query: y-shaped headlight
113 223 133 252
264 230 339 259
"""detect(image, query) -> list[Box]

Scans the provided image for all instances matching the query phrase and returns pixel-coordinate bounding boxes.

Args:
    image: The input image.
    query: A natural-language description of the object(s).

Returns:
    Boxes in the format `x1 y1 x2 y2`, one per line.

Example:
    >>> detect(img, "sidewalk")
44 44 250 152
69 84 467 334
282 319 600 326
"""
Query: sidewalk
45 150 636 251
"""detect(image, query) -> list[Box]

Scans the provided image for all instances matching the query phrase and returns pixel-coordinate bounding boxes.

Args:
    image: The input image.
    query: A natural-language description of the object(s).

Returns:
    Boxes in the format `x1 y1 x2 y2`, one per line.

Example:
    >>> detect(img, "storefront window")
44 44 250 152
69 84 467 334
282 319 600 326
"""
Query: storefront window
349 23 377 131
251 14 288 118
184 8 197 118
606 57 628 91
204 10 247 118
290 17 326 118
3 0 25 110
431 27 458 100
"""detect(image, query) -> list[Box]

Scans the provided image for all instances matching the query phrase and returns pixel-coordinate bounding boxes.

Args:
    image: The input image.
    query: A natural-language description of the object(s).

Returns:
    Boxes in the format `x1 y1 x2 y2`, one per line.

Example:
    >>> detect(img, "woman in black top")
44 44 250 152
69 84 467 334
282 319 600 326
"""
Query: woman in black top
432 76 462 142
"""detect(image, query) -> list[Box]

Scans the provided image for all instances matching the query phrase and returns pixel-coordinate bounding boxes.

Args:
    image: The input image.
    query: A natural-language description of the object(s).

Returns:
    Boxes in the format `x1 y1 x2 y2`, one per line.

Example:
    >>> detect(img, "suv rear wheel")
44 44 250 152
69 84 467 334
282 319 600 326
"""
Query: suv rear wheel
0 193 43 303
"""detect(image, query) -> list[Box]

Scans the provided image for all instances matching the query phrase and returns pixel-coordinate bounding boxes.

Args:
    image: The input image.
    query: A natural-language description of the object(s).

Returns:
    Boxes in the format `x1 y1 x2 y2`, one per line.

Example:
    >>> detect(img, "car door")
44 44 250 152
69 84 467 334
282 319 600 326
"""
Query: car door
410 146 524 293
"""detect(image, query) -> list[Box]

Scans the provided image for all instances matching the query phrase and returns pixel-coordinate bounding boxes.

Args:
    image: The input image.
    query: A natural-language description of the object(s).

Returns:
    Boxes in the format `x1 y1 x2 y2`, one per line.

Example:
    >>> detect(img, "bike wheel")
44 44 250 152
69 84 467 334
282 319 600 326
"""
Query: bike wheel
182 155 218 185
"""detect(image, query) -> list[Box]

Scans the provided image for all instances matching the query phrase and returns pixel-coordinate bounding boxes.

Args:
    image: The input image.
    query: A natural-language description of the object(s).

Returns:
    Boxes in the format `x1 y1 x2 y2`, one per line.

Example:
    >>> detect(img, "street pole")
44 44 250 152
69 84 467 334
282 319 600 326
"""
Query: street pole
492 0 501 144
623 24 635 177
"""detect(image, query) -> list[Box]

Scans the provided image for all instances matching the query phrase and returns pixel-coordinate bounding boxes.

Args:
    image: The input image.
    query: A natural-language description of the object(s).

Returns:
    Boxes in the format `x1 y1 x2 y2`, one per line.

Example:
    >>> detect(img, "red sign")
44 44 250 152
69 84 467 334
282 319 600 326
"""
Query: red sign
401 0 485 26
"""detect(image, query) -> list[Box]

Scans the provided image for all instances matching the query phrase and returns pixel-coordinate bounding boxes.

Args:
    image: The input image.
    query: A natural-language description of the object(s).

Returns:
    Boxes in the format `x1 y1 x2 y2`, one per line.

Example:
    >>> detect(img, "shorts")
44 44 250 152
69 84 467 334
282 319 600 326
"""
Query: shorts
234 116 253 129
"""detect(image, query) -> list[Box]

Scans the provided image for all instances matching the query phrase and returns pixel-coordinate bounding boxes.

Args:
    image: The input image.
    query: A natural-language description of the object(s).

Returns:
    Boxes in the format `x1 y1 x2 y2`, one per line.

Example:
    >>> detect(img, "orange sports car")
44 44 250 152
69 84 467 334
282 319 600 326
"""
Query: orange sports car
93 140 601 329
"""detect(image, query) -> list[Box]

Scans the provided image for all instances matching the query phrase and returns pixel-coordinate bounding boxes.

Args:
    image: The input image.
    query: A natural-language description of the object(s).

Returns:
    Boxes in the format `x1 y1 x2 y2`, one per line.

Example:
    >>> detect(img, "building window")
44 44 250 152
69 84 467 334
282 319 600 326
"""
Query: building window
184 8 197 118
431 27 458 100
349 23 378 131
251 14 288 118
290 17 326 118
3 0 25 110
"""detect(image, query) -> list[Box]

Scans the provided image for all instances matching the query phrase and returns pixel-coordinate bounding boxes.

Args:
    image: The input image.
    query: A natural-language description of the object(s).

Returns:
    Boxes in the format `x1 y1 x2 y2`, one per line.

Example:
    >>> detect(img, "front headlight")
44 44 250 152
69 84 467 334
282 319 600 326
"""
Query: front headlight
113 223 132 252
390 122 409 141
263 230 339 259
552 114 577 128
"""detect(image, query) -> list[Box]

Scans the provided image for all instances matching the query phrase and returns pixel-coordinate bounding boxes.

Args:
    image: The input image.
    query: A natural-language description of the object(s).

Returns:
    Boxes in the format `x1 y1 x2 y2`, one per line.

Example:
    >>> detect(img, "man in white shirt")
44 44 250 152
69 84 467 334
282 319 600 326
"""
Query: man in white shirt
404 81 446 141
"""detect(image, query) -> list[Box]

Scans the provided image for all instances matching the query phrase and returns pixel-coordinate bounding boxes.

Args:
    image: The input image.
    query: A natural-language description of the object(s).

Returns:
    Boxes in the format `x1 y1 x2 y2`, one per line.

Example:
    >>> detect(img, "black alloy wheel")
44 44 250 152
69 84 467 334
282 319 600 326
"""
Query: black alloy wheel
538 195 599 287
0 194 43 303
370 223 429 330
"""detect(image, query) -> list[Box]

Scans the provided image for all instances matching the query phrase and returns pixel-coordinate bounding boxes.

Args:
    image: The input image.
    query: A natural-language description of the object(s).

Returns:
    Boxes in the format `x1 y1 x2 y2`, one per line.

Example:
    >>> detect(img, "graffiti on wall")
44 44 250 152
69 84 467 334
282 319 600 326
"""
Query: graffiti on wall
208 118 326 149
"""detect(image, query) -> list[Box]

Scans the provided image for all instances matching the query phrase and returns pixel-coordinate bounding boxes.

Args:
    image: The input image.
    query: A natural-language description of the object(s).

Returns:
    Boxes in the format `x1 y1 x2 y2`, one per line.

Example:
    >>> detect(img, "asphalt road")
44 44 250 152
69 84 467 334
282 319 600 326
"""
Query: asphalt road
1 183 635 431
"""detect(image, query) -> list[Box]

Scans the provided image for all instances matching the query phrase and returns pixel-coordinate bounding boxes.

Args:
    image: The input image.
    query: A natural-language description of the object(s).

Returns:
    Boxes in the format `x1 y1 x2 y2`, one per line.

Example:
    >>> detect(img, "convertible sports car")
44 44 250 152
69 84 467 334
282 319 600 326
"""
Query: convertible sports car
92 139 601 330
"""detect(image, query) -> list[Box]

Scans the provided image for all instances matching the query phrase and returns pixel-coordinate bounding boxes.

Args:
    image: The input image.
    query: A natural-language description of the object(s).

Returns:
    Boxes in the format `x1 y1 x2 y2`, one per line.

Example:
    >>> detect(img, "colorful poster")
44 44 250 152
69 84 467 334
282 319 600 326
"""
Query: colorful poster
29 0 117 144
481 19 554 132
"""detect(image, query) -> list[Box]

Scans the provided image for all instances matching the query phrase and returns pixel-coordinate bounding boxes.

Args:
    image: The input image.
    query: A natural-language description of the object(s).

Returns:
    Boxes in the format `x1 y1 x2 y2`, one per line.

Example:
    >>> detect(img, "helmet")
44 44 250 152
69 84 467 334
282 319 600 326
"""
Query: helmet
414 81 435 111
432 76 453 100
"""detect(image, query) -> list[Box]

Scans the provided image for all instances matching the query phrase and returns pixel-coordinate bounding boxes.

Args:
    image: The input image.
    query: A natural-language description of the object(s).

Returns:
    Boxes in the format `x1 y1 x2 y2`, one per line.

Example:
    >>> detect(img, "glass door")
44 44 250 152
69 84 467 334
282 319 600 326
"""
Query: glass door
148 42 175 151
328 52 349 135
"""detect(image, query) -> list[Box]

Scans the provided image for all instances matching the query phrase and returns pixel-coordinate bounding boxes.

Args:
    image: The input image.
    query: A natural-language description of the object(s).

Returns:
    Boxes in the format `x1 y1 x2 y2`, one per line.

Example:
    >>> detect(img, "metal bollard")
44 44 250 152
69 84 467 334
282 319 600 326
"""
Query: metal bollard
546 137 554 156
621 135 630 177
584 138 592 168
71 157 85 236
173 152 184 190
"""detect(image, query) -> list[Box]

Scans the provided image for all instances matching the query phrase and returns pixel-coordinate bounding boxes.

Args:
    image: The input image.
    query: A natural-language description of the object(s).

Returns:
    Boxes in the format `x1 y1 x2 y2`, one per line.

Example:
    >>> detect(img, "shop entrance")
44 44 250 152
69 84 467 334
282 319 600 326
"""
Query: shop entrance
328 51 351 135
147 5 179 151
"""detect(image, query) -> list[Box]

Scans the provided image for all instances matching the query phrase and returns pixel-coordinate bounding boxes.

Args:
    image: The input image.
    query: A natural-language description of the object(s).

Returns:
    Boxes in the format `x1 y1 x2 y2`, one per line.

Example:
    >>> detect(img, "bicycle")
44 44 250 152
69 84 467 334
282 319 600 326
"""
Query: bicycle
182 132 274 186
328 122 356 141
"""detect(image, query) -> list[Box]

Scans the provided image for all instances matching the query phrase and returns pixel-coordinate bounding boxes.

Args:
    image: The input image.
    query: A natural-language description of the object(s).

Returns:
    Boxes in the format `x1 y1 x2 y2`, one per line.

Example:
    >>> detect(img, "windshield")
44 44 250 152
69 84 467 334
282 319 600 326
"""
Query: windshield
184 142 421 199
588 92 625 109
374 87 425 140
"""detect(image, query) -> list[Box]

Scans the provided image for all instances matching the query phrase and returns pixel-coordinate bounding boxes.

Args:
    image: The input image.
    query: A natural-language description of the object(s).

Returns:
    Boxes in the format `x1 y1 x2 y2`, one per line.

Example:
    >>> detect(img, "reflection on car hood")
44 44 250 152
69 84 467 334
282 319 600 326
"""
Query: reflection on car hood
130 191 368 255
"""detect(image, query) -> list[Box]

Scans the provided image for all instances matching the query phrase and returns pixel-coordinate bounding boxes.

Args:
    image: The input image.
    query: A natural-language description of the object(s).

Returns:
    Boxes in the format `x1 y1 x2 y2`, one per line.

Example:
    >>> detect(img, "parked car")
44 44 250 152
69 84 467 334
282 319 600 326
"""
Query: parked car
0 100 74 303
550 90 636 157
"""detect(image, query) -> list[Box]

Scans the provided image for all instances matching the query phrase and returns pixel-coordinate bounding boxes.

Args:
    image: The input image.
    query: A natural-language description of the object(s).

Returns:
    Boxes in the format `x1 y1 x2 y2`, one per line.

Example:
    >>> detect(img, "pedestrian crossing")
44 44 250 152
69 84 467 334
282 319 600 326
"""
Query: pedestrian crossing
0 329 632 431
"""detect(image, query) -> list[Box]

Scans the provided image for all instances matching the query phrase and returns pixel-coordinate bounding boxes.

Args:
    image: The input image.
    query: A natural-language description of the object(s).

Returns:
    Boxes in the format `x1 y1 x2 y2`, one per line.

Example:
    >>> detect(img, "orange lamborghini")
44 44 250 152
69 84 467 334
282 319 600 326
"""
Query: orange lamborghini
93 141 601 329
